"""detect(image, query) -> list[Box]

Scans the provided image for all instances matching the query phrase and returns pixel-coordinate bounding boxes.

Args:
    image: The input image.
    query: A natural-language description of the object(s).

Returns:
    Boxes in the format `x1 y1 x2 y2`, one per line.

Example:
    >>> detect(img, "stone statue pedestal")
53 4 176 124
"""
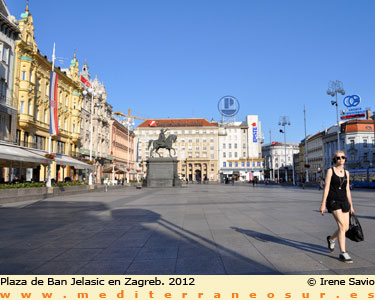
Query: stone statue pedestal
143 157 181 188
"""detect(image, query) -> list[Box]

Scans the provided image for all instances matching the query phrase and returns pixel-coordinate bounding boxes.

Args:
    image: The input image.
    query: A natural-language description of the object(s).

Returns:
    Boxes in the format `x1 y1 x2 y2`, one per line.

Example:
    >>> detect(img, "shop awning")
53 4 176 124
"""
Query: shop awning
0 143 52 168
54 155 93 170
103 166 126 174
28 149 92 170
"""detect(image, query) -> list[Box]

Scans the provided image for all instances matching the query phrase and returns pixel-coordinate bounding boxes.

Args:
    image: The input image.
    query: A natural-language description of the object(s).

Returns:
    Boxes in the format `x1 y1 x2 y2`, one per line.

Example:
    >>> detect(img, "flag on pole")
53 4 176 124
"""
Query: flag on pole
49 71 59 135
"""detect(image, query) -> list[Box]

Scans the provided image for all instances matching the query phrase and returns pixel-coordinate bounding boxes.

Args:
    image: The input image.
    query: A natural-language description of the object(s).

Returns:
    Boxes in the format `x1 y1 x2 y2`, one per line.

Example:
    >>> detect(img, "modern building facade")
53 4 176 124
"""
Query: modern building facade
79 62 113 183
218 115 264 181
12 5 87 182
0 0 19 143
134 118 219 181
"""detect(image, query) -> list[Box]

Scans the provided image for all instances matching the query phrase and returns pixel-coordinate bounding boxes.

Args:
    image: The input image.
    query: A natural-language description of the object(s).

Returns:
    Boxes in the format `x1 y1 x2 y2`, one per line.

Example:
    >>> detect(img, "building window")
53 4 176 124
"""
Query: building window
223 143 226 149
210 154 214 159
28 101 32 115
20 101 24 113
203 138 207 143
229 143 232 149
33 135 45 150
188 152 192 158
188 138 192 143
234 143 237 149
364 139 368 148
210 138 214 143
243 143 246 149
350 140 355 148
247 162 250 167
22 71 26 81
196 153 199 158
72 124 76 133
241 162 245 167
203 145 207 150
223 152 226 158
223 162 226 167
257 162 261 167
195 146 200 151
229 152 232 158
364 152 368 161
234 152 237 157
210 146 214 150
196 138 199 143
57 141 65 154
235 162 238 167
243 152 246 157
30 70 33 83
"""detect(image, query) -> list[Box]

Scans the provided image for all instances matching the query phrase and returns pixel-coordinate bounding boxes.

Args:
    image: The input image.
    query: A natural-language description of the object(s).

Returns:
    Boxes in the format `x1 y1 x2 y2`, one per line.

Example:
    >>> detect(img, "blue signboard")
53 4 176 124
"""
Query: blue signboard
218 96 240 117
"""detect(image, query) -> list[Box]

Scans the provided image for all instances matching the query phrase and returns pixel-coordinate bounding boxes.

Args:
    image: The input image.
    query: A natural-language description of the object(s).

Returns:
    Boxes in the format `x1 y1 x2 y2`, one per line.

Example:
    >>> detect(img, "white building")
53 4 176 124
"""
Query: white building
218 115 264 181
262 142 299 183
79 62 113 183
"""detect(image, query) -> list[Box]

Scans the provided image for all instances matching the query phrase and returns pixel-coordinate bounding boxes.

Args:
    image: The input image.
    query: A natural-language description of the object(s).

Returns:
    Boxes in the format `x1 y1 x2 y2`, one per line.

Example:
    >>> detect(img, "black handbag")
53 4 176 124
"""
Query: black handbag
346 213 364 242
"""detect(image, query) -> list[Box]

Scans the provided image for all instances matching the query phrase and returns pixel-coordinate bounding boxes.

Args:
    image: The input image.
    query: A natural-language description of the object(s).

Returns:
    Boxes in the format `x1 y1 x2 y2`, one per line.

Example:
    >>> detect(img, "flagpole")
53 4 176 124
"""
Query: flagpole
46 43 56 188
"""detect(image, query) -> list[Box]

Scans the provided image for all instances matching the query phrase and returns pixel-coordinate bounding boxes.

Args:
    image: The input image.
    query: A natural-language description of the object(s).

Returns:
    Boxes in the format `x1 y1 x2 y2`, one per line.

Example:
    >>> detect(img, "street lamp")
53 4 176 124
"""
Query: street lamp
279 116 291 183
327 80 345 151
82 84 103 186
121 118 135 183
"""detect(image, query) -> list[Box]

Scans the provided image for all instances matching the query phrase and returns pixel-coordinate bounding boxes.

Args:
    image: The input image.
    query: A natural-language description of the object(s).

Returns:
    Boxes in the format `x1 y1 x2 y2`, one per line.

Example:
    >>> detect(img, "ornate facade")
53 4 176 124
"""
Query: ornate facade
79 63 113 183
13 5 83 182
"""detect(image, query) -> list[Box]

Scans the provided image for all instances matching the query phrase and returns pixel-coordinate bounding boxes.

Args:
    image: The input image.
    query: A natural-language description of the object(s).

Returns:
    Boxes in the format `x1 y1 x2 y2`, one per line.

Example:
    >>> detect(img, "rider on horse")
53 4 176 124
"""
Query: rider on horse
157 128 168 147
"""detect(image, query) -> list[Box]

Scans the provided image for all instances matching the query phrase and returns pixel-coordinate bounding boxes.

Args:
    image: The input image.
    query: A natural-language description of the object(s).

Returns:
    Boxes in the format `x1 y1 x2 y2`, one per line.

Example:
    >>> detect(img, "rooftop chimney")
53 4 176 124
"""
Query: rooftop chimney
366 109 372 120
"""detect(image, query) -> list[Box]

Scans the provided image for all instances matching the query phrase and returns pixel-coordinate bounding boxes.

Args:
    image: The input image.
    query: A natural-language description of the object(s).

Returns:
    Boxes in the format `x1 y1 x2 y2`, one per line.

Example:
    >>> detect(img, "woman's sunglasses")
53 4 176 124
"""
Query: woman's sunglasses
336 156 346 160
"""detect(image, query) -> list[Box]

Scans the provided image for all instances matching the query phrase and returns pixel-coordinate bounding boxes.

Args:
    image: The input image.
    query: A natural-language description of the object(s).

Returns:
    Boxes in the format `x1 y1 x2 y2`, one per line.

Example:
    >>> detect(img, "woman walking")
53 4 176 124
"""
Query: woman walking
320 150 355 263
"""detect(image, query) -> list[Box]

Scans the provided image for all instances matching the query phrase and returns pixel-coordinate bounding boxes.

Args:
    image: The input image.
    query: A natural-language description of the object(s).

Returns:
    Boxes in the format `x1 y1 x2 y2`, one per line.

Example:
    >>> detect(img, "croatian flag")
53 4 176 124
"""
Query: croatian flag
49 71 59 135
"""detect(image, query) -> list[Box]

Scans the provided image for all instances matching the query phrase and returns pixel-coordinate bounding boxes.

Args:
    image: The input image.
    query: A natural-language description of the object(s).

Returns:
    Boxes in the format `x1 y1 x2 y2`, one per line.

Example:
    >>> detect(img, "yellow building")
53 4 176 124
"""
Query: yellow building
12 5 86 182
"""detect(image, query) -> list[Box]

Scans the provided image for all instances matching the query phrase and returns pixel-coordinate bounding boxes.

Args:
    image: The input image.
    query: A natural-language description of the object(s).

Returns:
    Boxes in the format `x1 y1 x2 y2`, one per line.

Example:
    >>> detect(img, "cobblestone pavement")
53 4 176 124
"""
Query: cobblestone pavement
0 183 374 274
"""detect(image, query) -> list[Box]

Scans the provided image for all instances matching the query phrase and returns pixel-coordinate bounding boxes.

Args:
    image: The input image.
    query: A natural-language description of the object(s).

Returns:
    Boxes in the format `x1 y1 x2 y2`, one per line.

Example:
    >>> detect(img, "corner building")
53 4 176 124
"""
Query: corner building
134 119 219 181
12 6 85 181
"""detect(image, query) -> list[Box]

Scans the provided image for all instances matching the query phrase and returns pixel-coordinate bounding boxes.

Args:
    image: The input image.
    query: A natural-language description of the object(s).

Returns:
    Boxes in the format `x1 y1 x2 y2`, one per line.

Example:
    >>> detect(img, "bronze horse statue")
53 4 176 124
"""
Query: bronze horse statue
148 134 177 157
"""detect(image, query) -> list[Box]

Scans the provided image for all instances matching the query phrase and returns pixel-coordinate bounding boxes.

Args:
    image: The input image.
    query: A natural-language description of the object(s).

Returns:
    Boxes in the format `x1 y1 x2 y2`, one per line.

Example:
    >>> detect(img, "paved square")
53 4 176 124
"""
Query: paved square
1 184 374 274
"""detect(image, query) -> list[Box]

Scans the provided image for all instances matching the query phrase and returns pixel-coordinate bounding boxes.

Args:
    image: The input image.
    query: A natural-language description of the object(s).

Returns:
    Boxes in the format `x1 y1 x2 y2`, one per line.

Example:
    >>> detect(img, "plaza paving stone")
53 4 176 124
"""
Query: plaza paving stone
0 183 374 274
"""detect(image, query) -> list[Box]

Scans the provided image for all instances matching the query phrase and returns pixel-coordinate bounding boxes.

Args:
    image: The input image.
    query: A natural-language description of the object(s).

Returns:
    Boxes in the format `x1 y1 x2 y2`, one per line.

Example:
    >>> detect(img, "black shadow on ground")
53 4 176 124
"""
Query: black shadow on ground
0 201 280 275
231 227 329 256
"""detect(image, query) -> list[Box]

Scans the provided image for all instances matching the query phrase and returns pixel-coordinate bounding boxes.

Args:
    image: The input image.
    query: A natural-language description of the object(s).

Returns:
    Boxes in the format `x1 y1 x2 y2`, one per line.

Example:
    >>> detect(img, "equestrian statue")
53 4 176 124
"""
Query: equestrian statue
148 128 177 157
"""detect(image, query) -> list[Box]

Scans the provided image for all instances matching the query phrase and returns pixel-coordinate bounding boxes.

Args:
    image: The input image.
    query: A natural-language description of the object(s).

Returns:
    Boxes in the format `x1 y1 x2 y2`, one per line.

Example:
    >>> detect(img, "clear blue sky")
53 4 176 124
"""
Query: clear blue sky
7 0 375 143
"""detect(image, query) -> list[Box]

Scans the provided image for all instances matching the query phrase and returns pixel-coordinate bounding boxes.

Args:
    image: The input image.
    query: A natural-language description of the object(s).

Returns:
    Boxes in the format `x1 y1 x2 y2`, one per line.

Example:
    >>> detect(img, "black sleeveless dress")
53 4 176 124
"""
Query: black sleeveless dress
326 167 350 213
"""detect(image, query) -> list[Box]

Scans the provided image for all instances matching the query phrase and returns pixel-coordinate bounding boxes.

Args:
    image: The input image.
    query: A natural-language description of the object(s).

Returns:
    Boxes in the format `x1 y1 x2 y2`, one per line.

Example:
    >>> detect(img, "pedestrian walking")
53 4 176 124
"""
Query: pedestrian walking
320 150 355 263
231 176 234 185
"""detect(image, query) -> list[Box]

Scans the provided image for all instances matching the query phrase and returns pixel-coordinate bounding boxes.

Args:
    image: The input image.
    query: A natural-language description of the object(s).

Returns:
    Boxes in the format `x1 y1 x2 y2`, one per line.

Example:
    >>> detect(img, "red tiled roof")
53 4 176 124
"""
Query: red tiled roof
137 119 219 128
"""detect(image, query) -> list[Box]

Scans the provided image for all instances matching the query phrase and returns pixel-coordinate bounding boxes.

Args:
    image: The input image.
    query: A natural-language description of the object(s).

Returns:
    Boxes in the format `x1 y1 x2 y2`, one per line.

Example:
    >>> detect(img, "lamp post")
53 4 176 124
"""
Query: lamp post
279 116 291 183
82 83 103 185
327 80 345 151
122 117 134 183
303 105 309 182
